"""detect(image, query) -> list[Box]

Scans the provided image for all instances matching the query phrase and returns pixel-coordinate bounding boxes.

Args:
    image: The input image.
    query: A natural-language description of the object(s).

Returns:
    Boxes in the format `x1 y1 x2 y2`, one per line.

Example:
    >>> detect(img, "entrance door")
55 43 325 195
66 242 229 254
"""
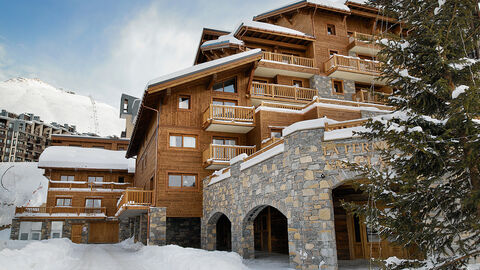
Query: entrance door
346 214 407 259
71 224 83 243
88 222 119 243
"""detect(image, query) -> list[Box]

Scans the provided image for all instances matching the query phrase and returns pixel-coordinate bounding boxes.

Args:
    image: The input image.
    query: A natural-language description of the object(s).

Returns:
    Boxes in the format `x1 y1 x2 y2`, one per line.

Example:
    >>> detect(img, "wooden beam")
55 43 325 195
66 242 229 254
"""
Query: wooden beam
207 74 217 90
242 36 308 50
246 62 257 95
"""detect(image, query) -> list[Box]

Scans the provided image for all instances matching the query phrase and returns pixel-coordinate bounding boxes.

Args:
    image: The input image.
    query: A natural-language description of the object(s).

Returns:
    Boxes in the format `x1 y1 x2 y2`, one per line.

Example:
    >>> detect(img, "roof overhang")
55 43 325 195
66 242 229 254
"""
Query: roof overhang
193 28 230 65
234 23 315 47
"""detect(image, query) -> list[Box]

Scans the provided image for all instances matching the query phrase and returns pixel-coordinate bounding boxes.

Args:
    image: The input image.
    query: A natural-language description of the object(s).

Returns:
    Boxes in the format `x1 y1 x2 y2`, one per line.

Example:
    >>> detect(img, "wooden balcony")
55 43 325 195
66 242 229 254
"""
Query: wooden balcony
49 181 131 191
347 32 381 56
352 89 391 105
116 189 153 218
255 52 318 78
203 144 255 170
202 104 255 133
324 119 368 131
15 206 106 218
250 82 318 105
324 54 384 84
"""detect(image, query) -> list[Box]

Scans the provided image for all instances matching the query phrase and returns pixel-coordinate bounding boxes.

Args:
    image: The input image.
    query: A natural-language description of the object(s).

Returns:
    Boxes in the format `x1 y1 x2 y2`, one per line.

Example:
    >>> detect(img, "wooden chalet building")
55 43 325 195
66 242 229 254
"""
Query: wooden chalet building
11 1 410 269
10 136 134 244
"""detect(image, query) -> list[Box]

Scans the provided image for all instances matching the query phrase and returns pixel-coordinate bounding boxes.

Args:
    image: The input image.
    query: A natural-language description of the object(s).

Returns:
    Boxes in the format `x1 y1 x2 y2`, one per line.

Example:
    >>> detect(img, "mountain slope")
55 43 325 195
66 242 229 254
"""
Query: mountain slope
0 78 124 136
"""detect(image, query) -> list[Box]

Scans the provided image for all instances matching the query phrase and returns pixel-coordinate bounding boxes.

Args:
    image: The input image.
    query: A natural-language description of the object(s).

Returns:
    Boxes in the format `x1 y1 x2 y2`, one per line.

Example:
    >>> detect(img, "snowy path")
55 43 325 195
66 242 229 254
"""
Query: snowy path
72 244 142 270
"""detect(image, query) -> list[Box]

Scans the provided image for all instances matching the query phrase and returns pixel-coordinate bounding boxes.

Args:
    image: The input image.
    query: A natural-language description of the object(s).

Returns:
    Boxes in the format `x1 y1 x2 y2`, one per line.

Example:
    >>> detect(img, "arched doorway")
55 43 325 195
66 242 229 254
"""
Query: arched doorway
253 206 288 255
332 183 408 261
216 214 231 251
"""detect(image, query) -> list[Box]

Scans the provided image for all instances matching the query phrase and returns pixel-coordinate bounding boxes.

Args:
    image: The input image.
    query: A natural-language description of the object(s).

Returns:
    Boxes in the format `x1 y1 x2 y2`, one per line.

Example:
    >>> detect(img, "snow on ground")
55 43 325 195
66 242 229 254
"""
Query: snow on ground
0 77 125 136
0 238 293 270
0 163 48 227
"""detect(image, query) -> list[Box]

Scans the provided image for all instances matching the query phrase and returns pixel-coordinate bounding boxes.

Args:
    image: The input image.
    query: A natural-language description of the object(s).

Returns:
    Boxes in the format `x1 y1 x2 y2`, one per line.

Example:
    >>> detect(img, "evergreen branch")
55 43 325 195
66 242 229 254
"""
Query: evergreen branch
432 249 480 270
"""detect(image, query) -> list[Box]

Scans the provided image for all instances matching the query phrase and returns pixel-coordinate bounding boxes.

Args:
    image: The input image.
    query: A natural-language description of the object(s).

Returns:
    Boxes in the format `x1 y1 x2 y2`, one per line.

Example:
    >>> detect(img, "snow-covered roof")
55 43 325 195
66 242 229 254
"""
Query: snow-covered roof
147 49 262 89
255 0 352 19
39 146 135 173
201 34 244 48
234 20 314 39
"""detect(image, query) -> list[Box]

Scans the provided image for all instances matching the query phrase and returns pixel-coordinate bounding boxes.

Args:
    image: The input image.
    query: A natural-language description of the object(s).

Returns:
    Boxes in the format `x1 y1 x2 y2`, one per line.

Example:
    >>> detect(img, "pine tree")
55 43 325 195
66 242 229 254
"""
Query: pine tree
351 0 480 268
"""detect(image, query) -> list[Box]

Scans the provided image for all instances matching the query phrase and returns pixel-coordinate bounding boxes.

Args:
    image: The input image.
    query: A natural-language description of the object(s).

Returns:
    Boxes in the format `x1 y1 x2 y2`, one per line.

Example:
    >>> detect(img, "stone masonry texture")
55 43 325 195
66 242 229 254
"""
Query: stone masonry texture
202 127 383 270
310 75 355 101
148 207 167 246
166 217 201 248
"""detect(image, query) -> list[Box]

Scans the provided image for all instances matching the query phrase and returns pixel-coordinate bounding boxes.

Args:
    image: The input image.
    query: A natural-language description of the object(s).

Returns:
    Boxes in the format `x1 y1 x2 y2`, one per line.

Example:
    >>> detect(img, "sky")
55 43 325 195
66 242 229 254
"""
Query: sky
0 0 294 108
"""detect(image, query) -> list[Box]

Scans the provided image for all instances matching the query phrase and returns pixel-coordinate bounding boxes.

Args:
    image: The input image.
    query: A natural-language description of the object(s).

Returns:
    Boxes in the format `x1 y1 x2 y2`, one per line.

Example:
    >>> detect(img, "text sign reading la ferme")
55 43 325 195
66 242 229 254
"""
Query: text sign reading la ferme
321 141 387 170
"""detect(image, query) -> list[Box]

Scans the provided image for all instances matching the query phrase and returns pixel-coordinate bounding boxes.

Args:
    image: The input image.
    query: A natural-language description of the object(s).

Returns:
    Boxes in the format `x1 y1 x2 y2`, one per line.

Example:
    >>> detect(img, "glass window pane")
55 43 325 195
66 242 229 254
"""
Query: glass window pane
213 139 224 145
225 139 236 146
212 100 224 105
88 177 95 183
224 101 236 107
96 177 103 182
31 232 40 240
170 136 182 147
60 175 67 181
183 136 196 148
65 199 72 206
183 175 196 187
213 82 223 91
52 232 60 238
56 198 63 206
68 176 74 181
223 79 236 93
20 233 29 240
169 175 182 187
94 199 101 208
179 97 190 109
85 199 93 208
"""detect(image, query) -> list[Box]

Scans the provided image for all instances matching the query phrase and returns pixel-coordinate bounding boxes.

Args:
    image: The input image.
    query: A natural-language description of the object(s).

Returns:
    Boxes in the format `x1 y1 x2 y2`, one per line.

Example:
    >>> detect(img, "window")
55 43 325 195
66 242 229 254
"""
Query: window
292 80 303 87
123 99 128 113
50 221 63 239
327 24 336 35
212 137 236 146
118 176 125 183
332 80 344 94
169 134 196 148
213 78 236 93
271 128 283 138
60 175 75 181
118 146 125 150
85 198 102 208
178 96 190 110
329 50 339 56
88 176 104 183
212 99 237 106
168 174 196 188
56 197 72 207
19 222 42 240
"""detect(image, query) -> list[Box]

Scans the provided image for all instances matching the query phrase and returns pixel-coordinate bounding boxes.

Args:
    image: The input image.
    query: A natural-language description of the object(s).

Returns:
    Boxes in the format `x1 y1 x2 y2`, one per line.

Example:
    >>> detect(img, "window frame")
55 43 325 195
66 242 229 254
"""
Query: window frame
178 95 191 111
166 172 198 190
327 24 336 36
329 49 339 56
85 198 102 208
60 175 75 182
292 80 303 88
168 133 198 150
87 176 104 183
56 196 73 207
332 79 344 95
212 77 237 94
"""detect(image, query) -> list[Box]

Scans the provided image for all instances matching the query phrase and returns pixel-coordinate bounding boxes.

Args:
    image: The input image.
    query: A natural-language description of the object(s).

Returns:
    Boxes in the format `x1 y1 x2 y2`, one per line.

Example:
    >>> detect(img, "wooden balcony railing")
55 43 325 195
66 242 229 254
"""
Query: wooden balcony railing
262 51 315 68
203 144 256 162
324 119 368 131
251 82 318 102
349 32 375 42
15 206 106 216
352 89 391 104
324 54 381 75
49 181 131 190
202 104 255 124
117 189 153 208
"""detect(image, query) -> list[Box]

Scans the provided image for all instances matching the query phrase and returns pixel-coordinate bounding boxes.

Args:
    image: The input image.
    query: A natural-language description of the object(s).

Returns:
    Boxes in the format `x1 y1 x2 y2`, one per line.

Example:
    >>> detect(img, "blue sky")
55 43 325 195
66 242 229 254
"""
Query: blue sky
0 0 292 107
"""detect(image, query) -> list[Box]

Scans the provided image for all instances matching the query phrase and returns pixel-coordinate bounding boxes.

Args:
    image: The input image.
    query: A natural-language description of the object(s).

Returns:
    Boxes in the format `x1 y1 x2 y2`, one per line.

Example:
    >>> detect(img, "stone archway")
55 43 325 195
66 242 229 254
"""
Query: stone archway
242 205 289 259
205 212 231 251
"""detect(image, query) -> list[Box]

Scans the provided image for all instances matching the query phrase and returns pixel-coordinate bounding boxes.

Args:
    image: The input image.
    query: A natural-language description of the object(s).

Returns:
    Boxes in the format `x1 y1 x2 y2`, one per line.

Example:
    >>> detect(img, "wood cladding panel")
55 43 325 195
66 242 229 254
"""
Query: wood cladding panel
88 222 119 243
46 190 123 217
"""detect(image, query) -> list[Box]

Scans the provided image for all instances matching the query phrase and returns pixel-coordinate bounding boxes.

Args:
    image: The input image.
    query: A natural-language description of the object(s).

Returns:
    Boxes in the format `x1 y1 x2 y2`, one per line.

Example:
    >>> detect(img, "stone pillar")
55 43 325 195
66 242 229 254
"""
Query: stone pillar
134 216 140 242
10 219 20 240
148 207 166 246
41 221 50 240
238 220 254 259
139 213 148 245
118 218 130 241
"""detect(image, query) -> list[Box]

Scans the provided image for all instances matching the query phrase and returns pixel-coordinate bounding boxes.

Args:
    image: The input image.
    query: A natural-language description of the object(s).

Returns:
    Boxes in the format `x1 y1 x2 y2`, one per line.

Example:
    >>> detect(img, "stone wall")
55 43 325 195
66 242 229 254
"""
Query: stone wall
9 219 19 240
167 217 201 248
310 75 355 101
202 127 383 270
119 218 130 242
148 207 166 246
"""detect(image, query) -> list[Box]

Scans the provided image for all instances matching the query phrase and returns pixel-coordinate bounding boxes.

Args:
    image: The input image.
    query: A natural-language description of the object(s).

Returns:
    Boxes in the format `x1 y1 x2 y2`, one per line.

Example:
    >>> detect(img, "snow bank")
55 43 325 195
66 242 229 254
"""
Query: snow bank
0 77 125 136
240 144 284 171
209 168 232 186
39 146 135 172
282 117 338 137
0 239 78 270
0 163 48 227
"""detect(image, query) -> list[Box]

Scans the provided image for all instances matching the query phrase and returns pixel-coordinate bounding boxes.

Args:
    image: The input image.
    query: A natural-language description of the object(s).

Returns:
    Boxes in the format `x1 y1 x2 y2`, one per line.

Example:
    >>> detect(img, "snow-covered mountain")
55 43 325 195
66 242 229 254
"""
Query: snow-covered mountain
0 78 125 136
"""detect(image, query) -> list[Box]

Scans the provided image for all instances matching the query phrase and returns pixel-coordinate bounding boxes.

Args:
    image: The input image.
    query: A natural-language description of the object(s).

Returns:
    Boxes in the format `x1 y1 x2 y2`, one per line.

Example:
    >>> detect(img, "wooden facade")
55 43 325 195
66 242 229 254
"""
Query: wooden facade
50 134 130 150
